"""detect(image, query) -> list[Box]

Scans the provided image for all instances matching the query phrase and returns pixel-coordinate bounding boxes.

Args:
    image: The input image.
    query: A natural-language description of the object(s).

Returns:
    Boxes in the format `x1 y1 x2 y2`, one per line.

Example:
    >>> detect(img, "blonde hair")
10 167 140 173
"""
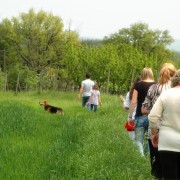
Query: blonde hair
93 84 99 90
159 63 176 84
141 67 154 80
171 69 180 87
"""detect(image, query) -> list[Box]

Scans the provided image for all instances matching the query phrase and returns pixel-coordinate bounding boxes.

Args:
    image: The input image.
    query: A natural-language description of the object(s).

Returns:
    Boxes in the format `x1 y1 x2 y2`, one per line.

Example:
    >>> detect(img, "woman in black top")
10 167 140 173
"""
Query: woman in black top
128 67 155 156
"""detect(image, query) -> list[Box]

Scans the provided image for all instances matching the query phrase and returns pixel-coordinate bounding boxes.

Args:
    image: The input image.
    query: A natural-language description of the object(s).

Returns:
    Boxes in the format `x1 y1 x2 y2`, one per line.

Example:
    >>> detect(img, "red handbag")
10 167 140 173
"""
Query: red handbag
125 121 135 131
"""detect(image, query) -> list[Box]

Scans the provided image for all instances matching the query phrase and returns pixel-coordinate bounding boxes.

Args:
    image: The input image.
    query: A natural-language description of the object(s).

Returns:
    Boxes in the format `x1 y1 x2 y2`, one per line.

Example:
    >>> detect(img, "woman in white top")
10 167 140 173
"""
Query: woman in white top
148 69 180 180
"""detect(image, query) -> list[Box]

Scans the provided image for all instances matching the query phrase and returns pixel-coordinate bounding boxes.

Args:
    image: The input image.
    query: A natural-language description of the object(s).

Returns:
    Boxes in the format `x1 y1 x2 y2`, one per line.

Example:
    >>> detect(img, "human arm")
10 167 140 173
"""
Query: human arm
141 96 150 115
86 92 93 105
120 93 130 111
78 86 84 100
128 89 137 124
98 96 102 106
120 95 126 108
148 96 163 148
141 85 155 115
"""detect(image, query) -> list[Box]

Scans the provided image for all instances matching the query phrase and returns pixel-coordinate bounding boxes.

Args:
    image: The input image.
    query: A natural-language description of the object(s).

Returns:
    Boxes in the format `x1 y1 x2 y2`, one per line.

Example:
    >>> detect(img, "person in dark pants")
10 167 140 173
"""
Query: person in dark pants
78 73 95 108
142 63 176 179
149 69 180 180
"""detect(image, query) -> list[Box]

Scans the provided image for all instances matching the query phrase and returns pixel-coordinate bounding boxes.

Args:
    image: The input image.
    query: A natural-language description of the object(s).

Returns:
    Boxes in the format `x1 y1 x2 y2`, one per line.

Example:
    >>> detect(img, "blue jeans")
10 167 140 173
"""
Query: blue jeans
134 115 149 156
90 104 98 112
82 96 90 109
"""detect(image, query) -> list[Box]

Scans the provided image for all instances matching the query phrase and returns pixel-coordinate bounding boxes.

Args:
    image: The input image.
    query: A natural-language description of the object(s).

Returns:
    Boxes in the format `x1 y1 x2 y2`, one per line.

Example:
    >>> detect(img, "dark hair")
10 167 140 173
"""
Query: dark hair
86 73 91 79
129 77 141 100
171 69 180 87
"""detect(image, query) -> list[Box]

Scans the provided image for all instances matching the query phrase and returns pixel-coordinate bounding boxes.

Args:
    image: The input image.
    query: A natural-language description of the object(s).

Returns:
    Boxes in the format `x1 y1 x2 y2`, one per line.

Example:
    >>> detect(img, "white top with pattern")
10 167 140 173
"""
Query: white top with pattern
90 90 100 105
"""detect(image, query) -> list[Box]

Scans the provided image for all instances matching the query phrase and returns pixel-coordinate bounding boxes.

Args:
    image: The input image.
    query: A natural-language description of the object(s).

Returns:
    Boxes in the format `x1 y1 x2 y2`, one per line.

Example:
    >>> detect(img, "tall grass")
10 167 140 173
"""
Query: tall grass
0 91 154 179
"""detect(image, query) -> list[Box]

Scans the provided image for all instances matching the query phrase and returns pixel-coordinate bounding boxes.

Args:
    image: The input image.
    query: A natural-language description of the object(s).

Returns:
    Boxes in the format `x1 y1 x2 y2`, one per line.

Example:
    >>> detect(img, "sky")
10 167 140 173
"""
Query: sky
0 0 180 40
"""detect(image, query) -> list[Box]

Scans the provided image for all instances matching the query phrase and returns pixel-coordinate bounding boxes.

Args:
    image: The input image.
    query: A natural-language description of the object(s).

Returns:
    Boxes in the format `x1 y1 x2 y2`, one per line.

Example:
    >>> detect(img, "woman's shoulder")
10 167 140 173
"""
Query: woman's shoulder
149 83 159 90
135 80 155 88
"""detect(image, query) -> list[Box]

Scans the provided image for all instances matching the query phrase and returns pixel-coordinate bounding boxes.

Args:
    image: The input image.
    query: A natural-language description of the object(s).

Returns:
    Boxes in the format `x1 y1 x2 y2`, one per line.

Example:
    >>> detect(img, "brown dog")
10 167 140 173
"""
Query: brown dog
39 100 64 115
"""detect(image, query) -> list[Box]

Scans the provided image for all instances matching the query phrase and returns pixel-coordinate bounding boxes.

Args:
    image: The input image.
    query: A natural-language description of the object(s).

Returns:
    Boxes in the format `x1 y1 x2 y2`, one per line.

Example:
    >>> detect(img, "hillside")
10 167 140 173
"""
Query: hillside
168 39 180 52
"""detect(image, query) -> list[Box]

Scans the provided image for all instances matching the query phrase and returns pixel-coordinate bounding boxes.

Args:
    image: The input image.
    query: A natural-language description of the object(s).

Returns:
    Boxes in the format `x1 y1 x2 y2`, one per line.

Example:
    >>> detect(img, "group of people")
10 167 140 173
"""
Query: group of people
78 66 180 179
78 73 102 112
121 63 180 180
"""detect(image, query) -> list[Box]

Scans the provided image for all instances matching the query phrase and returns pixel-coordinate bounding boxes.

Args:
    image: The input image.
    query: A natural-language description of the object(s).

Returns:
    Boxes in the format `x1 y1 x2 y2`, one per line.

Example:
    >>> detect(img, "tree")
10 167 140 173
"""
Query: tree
0 9 65 72
103 22 174 54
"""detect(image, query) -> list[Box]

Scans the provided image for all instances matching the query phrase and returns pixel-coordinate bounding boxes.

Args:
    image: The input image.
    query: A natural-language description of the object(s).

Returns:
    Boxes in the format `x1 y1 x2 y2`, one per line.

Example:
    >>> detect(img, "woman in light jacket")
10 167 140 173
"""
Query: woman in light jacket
148 69 180 180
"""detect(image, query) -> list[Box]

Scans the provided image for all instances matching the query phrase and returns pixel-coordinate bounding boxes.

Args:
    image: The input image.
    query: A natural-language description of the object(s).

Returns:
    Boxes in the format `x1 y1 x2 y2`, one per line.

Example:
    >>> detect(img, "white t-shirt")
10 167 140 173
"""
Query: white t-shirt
90 90 100 105
81 79 95 97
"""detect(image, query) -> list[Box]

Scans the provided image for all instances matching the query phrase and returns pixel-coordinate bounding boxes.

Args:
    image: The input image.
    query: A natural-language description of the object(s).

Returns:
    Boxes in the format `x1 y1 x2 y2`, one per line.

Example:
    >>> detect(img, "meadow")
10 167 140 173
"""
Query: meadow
0 91 154 179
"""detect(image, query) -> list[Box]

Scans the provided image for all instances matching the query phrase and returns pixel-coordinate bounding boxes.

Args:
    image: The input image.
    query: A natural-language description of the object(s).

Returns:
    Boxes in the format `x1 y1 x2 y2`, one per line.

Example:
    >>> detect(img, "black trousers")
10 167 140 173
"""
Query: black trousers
159 151 180 180
148 139 162 179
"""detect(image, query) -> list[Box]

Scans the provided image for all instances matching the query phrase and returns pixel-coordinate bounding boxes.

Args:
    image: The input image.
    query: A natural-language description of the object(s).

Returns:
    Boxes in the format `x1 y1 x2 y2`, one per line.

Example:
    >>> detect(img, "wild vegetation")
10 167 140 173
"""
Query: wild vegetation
0 91 154 179
0 9 179 94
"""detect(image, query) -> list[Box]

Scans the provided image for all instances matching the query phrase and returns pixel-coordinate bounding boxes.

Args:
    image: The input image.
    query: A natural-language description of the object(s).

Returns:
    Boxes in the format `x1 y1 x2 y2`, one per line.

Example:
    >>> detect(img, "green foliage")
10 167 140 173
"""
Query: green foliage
103 22 174 53
0 12 178 93
0 91 154 179
0 9 65 71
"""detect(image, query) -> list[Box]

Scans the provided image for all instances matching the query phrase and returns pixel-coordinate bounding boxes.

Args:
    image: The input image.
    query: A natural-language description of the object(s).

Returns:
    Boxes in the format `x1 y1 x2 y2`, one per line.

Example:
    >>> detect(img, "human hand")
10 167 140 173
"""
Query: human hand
151 134 159 148
141 106 150 115
128 118 134 126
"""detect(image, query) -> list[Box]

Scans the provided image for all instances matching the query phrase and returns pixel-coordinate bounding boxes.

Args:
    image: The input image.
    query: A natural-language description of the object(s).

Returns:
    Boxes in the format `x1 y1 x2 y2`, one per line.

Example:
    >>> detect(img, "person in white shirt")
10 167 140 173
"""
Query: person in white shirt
87 84 102 112
78 73 95 108
148 69 180 180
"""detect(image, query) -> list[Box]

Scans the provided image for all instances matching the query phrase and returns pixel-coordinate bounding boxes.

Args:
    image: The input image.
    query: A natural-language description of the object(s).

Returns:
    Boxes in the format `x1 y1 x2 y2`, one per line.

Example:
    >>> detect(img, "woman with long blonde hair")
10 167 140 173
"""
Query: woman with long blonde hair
128 67 155 156
142 63 176 178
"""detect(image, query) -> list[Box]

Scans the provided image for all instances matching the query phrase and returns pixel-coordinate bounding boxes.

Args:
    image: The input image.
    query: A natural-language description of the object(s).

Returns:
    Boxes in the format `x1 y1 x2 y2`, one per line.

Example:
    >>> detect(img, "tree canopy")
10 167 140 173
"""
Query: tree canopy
0 11 179 93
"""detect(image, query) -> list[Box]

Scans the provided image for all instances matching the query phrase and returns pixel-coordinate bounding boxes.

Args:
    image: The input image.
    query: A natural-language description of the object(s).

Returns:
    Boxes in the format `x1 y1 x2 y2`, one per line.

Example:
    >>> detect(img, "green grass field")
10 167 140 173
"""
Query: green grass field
0 91 154 179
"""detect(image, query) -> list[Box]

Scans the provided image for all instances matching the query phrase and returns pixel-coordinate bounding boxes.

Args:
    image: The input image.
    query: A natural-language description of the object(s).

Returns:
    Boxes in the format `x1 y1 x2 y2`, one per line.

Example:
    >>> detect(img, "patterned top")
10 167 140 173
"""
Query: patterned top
142 81 171 110
90 90 100 105
142 81 171 139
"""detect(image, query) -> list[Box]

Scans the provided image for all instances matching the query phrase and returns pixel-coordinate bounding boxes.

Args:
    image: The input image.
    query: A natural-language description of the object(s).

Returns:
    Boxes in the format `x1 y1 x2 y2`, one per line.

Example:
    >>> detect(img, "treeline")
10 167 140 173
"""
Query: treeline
0 9 179 94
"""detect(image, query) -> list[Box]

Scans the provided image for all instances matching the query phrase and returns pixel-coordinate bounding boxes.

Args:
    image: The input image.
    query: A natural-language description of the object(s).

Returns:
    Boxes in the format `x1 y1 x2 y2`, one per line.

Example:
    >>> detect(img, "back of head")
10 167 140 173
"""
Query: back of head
141 67 154 80
86 73 91 79
159 63 176 84
171 69 180 87
93 84 99 90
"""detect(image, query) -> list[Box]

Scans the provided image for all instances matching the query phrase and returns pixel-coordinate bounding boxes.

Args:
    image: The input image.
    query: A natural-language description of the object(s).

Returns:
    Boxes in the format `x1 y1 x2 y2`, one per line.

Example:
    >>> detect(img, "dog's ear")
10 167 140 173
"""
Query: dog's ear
44 100 48 106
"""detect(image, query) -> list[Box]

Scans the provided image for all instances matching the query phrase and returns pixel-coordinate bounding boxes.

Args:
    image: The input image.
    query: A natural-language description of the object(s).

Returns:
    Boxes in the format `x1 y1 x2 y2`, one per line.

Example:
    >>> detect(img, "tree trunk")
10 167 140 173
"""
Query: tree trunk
131 67 135 87
15 73 20 95
106 68 110 94
3 72 8 91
